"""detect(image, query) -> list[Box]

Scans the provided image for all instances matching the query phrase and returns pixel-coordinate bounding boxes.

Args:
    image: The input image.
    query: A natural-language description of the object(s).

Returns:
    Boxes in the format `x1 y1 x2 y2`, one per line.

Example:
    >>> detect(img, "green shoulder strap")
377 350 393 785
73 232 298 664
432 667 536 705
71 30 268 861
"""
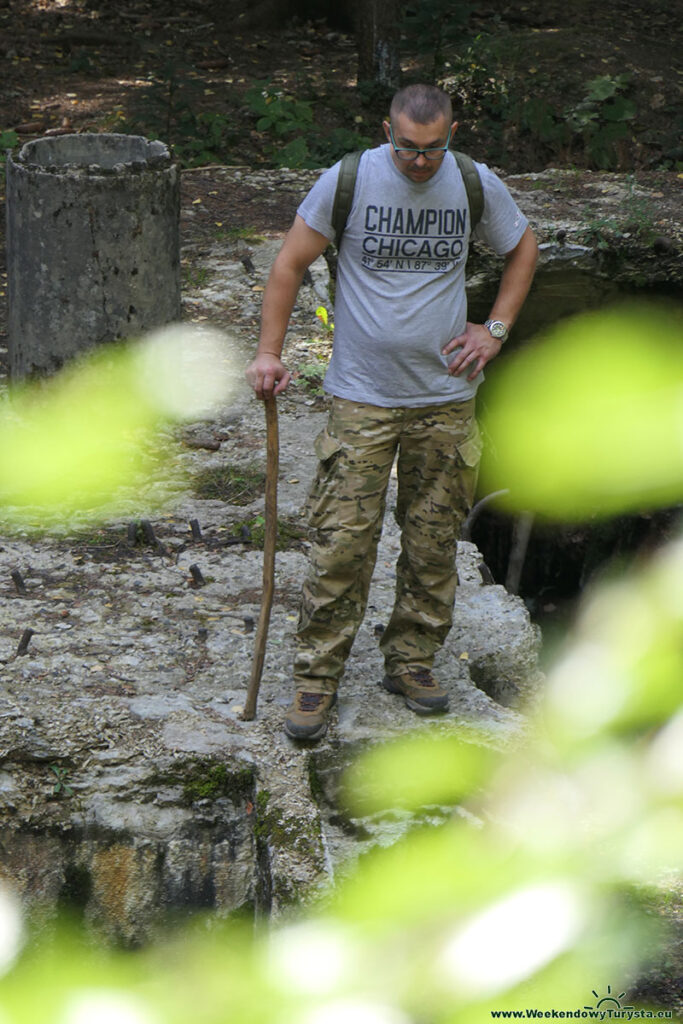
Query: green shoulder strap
331 149 364 248
331 148 484 247
453 150 484 232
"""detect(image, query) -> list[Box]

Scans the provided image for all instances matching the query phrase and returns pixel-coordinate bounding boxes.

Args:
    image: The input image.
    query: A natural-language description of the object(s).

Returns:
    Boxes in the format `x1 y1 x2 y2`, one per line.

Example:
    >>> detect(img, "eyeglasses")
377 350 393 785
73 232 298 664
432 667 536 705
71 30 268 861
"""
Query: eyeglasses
388 123 453 161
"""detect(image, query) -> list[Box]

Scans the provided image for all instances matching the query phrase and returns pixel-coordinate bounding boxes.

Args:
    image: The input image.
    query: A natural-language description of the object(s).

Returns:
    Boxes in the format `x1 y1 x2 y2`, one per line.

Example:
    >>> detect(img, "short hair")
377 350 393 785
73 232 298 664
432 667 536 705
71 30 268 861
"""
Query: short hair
390 84 453 125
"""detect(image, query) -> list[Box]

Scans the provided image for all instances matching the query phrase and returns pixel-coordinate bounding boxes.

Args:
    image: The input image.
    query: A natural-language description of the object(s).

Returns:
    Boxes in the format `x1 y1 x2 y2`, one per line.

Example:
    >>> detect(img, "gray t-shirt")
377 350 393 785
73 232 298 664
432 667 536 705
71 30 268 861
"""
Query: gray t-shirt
297 144 528 407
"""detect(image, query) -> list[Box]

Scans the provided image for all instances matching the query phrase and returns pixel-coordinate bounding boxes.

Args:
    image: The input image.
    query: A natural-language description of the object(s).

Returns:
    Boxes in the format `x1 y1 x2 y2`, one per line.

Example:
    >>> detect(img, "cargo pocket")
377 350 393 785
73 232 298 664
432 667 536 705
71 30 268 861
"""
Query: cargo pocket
305 427 344 528
454 418 483 512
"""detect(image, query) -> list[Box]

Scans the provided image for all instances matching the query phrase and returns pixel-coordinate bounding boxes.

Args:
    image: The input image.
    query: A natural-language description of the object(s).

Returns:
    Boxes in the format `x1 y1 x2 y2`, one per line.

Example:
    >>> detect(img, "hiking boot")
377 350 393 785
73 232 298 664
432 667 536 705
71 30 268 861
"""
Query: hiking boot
284 690 337 741
381 668 449 714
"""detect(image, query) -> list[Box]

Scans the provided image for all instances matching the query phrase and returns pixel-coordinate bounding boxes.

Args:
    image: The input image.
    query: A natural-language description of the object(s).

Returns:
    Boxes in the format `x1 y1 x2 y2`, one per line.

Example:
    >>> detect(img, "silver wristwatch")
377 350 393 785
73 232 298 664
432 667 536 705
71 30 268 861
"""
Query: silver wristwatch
484 319 509 343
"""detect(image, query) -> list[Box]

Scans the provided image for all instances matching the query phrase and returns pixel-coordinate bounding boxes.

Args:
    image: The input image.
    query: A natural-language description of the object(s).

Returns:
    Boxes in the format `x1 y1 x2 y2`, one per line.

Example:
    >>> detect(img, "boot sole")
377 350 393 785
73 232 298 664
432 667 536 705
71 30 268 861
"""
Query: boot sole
283 718 330 741
381 675 449 714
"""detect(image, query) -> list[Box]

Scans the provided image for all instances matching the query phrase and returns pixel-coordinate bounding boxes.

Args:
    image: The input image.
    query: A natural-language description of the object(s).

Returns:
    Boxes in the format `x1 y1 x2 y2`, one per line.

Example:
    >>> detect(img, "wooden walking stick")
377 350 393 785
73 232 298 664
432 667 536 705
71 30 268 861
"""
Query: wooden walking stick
242 395 279 720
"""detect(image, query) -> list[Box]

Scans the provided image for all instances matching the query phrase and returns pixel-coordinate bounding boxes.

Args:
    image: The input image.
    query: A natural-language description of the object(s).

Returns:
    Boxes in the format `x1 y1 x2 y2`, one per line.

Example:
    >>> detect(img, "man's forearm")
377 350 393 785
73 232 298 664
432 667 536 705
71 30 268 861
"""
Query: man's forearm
256 258 307 357
488 226 538 330
443 226 538 379
247 215 330 399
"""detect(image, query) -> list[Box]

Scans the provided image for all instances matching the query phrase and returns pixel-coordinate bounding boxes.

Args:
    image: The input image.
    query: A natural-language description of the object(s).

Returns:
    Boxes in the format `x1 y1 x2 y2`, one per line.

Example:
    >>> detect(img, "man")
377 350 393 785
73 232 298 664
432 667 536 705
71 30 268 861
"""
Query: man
246 83 538 741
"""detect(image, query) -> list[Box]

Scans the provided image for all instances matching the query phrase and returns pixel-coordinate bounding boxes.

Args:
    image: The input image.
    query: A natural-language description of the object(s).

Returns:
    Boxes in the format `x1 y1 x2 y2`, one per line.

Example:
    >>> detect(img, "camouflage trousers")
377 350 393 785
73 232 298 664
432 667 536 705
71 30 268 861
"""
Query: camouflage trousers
294 396 482 694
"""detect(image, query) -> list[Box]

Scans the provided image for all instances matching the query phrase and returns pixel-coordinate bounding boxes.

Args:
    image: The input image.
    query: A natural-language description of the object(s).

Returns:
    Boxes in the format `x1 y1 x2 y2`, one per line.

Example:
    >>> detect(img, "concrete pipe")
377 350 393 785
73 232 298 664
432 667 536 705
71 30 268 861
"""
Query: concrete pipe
6 133 180 379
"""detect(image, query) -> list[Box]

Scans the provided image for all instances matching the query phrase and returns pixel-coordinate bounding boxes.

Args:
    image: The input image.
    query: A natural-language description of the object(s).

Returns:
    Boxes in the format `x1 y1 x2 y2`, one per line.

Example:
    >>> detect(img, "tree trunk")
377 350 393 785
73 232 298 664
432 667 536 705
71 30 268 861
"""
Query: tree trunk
354 0 402 90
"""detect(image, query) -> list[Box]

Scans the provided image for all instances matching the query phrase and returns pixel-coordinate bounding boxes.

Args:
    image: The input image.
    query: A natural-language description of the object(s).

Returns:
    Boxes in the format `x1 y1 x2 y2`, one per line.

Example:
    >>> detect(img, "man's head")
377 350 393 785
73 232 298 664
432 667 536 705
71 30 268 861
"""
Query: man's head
383 84 457 184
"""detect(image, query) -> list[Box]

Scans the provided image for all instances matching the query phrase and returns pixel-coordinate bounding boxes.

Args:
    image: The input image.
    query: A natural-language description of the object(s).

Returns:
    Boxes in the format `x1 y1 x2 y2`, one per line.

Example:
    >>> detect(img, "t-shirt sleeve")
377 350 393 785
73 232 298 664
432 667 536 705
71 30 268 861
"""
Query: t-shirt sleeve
473 164 529 255
296 162 342 242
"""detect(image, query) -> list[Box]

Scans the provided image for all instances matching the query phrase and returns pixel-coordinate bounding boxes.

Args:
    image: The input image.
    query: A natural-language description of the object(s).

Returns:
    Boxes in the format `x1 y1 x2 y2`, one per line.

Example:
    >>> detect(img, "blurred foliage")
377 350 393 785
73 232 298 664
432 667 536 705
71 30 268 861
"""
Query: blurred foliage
481 303 683 519
0 305 681 1021
0 325 236 524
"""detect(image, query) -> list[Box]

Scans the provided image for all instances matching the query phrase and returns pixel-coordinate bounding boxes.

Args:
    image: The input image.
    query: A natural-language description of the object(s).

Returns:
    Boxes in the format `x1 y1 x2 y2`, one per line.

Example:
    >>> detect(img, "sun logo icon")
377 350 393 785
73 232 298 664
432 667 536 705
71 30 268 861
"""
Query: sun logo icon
585 985 634 1011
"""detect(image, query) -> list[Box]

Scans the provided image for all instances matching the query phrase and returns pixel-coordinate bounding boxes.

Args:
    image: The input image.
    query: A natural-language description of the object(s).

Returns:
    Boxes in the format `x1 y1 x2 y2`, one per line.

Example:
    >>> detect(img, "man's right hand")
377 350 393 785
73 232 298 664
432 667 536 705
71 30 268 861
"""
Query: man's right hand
245 352 291 401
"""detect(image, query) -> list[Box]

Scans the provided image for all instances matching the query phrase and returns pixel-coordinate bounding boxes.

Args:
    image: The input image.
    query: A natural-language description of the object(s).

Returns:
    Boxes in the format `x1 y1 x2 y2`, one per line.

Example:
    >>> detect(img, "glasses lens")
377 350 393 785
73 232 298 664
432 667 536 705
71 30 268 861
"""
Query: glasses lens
394 146 446 161
389 125 451 161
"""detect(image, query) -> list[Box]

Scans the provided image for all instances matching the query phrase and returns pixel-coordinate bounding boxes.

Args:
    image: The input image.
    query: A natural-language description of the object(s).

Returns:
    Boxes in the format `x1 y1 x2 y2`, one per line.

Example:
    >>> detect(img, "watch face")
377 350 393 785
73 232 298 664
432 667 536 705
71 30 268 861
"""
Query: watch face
487 320 507 339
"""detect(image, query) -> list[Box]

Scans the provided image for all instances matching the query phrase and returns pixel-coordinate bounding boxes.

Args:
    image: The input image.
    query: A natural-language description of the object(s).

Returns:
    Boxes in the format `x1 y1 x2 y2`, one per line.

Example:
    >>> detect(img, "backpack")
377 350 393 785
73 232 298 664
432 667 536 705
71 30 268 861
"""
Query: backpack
331 149 484 248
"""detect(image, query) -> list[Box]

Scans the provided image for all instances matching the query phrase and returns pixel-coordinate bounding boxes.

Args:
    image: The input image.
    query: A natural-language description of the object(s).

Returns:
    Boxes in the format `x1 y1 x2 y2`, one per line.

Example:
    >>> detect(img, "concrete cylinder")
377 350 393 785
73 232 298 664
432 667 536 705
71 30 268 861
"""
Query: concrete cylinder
6 134 180 379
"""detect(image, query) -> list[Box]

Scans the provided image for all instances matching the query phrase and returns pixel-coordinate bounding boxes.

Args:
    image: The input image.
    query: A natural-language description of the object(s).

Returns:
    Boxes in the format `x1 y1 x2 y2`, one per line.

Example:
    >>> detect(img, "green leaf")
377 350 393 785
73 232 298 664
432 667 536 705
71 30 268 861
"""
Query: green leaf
586 75 620 101
275 136 309 167
480 304 683 519
603 97 636 122
0 129 19 149
342 730 499 814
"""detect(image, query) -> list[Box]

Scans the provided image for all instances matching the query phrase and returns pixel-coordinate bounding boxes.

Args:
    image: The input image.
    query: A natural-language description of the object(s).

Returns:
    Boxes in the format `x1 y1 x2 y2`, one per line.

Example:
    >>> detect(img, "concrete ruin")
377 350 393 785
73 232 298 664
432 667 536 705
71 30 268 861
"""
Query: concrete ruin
5 134 180 378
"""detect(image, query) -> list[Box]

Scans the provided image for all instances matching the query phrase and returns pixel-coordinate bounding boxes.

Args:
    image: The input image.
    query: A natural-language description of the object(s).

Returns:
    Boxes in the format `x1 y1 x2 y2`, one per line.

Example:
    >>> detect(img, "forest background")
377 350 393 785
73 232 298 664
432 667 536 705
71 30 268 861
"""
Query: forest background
1 0 680 182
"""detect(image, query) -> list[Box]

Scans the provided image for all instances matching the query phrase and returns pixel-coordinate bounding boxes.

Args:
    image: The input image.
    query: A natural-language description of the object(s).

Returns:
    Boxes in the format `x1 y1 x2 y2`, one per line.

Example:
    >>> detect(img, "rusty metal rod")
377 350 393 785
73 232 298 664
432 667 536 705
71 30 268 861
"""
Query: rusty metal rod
189 564 206 587
11 570 27 595
242 396 279 720
16 628 35 656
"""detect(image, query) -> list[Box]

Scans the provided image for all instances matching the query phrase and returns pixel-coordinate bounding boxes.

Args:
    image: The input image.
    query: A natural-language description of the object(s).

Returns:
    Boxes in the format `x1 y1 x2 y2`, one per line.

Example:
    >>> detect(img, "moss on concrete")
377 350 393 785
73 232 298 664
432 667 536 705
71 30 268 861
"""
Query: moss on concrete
150 757 254 806
254 789 322 861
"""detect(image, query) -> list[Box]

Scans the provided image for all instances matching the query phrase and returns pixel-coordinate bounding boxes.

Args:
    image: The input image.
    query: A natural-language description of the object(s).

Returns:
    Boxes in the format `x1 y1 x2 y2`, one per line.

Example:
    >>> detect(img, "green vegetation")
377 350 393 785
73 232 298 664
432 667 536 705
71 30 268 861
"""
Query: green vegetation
119 59 239 168
2 4 678 176
565 74 636 169
182 265 213 290
152 757 254 806
444 37 640 170
579 176 659 249
254 791 322 861
49 765 74 799
292 307 334 395
192 463 265 504
514 73 637 170
244 80 372 169
293 358 328 396
229 514 307 551
0 129 19 185
481 303 683 518
218 226 266 244
403 0 474 80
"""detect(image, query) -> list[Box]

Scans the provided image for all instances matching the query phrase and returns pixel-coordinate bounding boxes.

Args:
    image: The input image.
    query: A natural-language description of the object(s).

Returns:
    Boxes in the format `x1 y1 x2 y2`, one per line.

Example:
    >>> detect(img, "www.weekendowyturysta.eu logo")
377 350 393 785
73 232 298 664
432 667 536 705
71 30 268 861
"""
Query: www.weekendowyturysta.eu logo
585 987 634 1012
489 982 674 1018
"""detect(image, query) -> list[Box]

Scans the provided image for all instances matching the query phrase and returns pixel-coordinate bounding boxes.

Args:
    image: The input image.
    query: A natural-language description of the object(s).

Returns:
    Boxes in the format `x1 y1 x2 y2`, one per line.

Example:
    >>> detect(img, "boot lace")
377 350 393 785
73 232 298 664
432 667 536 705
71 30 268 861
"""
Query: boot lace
298 692 327 712
408 669 436 689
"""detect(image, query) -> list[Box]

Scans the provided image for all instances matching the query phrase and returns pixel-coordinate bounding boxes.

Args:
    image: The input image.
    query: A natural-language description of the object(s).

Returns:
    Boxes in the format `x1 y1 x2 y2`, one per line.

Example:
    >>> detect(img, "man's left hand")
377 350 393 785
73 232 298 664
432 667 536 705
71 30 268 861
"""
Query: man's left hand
442 322 502 381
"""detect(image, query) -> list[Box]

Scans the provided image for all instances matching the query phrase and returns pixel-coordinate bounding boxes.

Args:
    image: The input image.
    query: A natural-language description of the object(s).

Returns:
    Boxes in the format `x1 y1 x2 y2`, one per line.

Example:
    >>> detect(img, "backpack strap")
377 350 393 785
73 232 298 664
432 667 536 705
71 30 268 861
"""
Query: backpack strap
453 150 484 232
331 149 364 248
331 148 484 247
